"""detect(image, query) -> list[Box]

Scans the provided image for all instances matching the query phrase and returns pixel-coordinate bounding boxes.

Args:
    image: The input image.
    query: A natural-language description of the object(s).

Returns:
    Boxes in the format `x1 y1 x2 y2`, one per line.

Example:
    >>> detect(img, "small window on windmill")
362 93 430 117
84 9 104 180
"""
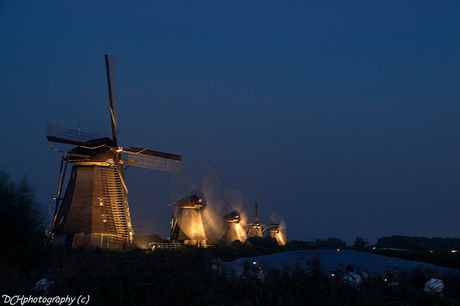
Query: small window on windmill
99 198 104 206
102 214 107 223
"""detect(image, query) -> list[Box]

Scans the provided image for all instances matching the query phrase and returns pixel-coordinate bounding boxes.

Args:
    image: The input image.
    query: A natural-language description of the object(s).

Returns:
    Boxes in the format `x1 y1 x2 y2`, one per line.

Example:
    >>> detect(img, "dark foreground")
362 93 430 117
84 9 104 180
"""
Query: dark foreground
1 246 460 306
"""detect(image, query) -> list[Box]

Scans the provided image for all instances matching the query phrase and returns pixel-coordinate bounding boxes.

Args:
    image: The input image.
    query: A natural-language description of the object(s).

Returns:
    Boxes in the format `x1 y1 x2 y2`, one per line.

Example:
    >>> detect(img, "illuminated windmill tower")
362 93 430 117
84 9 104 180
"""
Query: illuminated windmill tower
46 55 181 248
220 211 242 242
170 195 207 246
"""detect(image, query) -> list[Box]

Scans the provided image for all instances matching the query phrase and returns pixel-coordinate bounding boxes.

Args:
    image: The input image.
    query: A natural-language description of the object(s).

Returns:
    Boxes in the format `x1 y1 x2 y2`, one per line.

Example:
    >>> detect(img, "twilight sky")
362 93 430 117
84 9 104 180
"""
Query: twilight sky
1 1 459 243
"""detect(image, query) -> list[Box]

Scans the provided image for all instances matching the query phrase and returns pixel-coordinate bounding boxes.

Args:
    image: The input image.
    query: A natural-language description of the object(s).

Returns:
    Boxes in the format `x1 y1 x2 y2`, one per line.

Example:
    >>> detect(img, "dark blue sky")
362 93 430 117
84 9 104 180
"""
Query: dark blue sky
1 1 459 243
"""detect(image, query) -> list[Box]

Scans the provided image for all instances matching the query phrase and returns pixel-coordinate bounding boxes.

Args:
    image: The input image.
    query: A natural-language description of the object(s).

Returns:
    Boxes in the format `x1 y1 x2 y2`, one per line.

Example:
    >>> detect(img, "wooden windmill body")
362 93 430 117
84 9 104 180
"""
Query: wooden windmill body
47 55 181 248
169 195 208 246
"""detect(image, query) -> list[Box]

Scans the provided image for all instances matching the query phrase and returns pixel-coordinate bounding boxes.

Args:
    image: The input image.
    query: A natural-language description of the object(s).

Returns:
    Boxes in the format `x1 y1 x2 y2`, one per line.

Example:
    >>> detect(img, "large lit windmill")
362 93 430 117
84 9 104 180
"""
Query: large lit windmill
170 194 207 246
46 55 181 248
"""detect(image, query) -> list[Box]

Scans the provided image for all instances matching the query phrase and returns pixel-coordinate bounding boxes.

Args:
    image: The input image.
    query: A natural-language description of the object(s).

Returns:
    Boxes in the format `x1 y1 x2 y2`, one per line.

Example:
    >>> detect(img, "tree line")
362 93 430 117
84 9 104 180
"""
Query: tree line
375 235 460 251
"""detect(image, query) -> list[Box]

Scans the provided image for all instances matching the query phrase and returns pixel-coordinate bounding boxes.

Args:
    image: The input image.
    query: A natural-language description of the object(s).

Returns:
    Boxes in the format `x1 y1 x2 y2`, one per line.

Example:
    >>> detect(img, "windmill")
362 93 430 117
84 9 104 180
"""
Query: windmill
267 213 288 246
221 189 250 243
220 210 242 242
247 202 279 238
46 55 182 248
169 194 207 246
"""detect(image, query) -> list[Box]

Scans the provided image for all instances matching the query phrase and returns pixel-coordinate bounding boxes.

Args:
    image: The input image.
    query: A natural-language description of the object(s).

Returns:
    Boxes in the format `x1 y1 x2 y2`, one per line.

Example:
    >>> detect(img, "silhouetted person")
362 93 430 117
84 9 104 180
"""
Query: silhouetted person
384 272 399 298
34 275 54 296
343 265 362 288
385 272 399 287
424 271 444 296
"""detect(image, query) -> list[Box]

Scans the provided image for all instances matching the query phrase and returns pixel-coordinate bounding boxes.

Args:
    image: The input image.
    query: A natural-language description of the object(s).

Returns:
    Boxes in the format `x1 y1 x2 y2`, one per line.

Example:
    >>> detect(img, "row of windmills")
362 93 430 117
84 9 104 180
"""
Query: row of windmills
46 55 286 249
169 198 287 247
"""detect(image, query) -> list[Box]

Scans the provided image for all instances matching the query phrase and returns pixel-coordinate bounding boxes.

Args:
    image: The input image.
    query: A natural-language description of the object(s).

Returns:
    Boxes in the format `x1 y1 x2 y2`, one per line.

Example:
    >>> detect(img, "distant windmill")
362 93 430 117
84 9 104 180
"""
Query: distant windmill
220 210 242 242
246 202 287 245
46 55 182 248
247 202 278 238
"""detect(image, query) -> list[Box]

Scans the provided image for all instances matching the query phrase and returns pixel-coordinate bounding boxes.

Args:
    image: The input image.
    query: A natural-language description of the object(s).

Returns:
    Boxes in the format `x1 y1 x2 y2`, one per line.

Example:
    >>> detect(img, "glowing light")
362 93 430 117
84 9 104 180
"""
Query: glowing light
451 250 458 253
337 248 340 252
177 207 207 241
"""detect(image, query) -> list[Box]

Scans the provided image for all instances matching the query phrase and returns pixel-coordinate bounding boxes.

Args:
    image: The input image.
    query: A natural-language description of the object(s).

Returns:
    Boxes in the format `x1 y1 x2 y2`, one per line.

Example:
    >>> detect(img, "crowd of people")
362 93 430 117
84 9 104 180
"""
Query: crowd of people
340 264 445 296
237 260 447 302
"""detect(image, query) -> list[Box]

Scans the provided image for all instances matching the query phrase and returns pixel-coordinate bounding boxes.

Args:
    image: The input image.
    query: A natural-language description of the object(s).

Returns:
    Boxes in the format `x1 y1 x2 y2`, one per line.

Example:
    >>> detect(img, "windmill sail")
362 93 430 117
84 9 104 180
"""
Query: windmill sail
46 122 102 146
105 54 119 144
124 146 182 172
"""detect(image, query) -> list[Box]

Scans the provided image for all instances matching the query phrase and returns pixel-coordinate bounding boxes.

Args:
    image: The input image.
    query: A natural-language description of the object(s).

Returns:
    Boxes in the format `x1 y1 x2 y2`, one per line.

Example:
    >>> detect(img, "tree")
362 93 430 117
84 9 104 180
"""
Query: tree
0 170 46 264
353 237 368 250
315 237 347 249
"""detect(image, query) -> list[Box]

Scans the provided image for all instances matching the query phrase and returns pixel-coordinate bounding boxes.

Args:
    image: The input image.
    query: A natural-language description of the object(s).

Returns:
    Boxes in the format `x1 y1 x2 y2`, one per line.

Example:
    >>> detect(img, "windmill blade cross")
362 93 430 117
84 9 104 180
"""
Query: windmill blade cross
123 146 182 173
